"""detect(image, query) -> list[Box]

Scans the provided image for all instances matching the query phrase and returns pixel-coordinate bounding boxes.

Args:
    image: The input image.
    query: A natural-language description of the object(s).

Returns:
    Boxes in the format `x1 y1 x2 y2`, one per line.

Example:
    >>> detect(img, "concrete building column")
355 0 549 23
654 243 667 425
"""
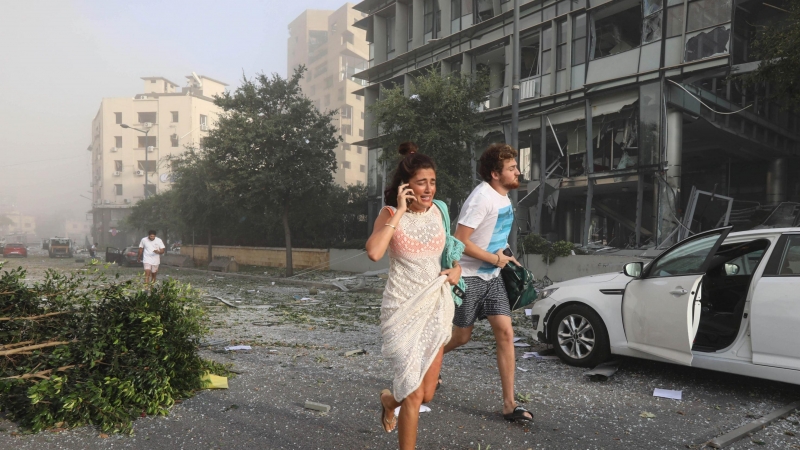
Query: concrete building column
438 0 451 38
412 0 424 49
373 15 387 65
395 2 409 54
766 157 787 205
658 109 682 246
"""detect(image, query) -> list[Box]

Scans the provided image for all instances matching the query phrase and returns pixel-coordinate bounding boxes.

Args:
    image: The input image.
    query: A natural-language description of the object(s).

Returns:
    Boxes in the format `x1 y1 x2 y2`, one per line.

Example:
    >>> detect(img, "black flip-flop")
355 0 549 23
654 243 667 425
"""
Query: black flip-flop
503 406 533 422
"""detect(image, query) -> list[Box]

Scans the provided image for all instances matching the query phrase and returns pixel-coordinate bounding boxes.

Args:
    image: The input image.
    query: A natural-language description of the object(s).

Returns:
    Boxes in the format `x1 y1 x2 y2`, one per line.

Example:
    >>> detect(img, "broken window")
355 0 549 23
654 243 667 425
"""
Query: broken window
408 4 413 44
423 0 441 43
685 26 730 61
542 25 553 74
342 124 352 135
386 14 396 57
519 147 532 181
341 105 352 118
360 164 366 173
343 161 351 169
137 136 157 148
686 0 731 32
137 112 156 124
343 143 351 151
476 0 494 23
572 13 587 65
114 160 123 172
171 134 179 147
115 184 123 196
171 111 179 122
115 136 122 148
556 20 568 70
732 0 785 64
642 0 663 45
115 112 122 124
639 82 661 166
144 184 156 197
138 160 157 172
308 30 328 53
520 32 540 79
590 0 642 59
342 31 355 45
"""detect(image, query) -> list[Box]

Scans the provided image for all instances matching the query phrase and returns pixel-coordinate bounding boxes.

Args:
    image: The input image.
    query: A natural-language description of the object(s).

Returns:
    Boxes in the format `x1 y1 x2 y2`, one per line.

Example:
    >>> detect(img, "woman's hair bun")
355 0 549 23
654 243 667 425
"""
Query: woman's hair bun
398 141 418 156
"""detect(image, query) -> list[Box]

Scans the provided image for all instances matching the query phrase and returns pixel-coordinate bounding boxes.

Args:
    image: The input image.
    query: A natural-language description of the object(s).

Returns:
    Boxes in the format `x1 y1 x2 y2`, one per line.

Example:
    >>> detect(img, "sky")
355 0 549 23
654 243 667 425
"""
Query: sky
0 0 351 223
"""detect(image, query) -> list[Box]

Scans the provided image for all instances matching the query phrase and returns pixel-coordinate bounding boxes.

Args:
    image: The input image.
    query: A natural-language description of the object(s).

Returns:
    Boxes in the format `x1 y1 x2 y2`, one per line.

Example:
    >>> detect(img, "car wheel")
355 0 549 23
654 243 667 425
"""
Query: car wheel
549 304 610 368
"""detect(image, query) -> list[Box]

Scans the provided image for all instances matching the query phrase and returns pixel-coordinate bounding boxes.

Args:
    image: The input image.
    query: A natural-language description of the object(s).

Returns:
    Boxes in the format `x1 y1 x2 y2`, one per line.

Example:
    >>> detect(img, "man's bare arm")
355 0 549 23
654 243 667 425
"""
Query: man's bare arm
454 224 515 268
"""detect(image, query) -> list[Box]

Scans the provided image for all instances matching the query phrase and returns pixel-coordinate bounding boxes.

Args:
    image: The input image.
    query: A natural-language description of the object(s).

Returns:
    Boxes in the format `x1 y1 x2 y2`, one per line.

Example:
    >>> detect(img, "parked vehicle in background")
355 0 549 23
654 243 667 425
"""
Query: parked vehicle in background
3 243 28 258
48 237 73 258
529 227 800 386
105 246 142 267
41 238 49 250
122 246 142 267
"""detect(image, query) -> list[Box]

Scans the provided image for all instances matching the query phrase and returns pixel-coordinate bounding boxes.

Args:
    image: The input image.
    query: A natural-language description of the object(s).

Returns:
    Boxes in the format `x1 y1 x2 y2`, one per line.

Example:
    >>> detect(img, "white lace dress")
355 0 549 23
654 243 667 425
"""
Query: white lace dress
381 206 455 402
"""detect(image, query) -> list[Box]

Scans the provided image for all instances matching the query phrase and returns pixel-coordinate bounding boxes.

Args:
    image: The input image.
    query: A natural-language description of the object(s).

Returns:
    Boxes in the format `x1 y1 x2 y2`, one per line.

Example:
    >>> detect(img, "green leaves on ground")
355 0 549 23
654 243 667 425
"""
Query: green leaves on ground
0 265 225 434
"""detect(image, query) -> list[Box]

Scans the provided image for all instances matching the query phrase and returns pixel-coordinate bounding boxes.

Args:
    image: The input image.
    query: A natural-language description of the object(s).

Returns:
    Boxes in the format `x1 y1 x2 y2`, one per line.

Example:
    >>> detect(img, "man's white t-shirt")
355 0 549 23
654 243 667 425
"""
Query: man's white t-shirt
139 237 165 265
457 182 513 280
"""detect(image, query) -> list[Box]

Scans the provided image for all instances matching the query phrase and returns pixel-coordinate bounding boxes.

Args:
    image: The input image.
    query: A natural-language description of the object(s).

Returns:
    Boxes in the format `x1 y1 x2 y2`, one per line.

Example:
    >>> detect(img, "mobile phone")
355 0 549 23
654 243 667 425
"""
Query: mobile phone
503 248 513 257
452 285 465 300
402 181 414 205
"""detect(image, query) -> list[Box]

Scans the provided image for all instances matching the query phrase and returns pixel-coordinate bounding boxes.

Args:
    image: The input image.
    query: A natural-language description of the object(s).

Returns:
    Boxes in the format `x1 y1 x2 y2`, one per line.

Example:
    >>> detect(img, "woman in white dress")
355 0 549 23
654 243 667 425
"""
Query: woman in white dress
366 143 461 450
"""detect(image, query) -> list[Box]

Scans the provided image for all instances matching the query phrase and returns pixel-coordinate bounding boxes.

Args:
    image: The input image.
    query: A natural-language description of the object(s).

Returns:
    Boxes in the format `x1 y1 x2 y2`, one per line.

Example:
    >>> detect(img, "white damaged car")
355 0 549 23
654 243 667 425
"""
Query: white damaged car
529 227 800 385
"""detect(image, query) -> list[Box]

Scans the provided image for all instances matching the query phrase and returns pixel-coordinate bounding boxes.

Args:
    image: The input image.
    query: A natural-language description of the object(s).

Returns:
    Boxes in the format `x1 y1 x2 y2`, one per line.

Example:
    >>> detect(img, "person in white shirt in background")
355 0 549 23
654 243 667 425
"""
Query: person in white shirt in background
138 230 165 285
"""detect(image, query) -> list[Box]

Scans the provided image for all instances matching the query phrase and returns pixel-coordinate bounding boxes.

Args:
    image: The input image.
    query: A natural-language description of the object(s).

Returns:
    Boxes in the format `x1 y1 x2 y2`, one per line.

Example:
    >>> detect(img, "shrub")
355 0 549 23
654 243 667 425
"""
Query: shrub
518 234 575 263
0 264 227 434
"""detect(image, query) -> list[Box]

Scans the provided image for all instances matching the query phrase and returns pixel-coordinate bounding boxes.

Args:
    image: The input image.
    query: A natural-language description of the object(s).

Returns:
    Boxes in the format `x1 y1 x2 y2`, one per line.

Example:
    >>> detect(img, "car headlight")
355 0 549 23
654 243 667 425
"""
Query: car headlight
538 287 559 300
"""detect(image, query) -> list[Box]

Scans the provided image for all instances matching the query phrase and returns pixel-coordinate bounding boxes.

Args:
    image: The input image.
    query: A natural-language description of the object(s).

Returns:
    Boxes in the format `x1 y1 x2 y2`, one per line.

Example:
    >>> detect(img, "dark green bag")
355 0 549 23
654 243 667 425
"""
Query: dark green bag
501 261 538 311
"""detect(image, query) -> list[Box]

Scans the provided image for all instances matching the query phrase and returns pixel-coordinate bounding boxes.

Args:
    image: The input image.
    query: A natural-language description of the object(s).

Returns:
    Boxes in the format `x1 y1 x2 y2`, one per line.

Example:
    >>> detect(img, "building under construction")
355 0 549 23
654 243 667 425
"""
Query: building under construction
354 0 799 249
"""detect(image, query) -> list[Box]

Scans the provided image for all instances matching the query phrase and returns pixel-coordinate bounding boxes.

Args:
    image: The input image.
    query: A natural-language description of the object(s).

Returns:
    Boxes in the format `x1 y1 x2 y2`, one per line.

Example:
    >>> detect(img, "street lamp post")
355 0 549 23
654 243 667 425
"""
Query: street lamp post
120 123 152 198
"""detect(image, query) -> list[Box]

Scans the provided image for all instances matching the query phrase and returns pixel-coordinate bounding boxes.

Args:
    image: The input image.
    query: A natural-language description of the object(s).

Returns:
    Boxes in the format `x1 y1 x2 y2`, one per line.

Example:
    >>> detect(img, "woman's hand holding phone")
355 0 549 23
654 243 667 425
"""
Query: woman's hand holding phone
396 183 415 212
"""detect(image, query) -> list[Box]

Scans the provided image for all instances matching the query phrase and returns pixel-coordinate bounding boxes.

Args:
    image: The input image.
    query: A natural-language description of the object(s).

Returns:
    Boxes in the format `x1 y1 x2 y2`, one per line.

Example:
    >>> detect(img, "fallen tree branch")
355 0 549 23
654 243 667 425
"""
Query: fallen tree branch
0 341 73 356
2 365 76 380
0 312 68 322
0 340 35 350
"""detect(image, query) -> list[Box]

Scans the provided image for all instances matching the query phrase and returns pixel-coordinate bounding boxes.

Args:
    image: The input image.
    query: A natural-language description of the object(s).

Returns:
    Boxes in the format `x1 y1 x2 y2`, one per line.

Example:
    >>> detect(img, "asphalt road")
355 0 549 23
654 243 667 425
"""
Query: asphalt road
0 256 798 449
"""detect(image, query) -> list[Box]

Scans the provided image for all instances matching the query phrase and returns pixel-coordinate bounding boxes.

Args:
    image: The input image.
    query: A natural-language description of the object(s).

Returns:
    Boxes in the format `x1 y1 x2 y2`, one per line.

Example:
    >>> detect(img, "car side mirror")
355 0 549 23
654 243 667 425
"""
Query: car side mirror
724 263 740 276
623 261 643 278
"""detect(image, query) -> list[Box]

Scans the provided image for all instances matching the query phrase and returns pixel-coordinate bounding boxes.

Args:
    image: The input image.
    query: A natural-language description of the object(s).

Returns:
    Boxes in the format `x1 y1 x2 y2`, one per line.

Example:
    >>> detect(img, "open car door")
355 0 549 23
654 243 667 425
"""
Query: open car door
622 227 731 365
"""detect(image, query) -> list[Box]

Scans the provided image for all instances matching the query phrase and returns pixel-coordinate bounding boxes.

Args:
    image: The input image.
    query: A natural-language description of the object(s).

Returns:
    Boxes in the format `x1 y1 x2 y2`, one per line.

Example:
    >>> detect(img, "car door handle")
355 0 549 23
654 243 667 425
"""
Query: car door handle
669 288 688 296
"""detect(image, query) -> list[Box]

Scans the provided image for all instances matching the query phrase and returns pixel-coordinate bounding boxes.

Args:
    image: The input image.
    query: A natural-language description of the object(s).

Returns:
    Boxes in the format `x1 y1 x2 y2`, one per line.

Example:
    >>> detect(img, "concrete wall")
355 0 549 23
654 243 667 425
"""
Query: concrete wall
181 245 329 269
519 254 648 283
329 249 389 272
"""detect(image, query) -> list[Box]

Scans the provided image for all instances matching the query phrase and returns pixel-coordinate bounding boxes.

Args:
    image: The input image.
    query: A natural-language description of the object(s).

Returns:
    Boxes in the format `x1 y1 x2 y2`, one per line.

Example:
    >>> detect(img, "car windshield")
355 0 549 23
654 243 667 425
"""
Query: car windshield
51 239 70 245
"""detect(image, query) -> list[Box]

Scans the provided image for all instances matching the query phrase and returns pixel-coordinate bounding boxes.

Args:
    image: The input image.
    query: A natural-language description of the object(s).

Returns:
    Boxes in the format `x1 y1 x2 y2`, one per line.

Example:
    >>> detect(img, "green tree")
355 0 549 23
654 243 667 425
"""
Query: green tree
741 1 800 108
369 68 488 214
201 67 340 276
124 189 182 246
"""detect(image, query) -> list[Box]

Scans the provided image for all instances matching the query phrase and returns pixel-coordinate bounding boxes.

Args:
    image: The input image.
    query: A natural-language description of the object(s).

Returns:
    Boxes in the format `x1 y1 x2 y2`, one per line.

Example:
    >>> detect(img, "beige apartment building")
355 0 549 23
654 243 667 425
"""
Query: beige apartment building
0 211 36 242
288 4 370 186
89 74 226 248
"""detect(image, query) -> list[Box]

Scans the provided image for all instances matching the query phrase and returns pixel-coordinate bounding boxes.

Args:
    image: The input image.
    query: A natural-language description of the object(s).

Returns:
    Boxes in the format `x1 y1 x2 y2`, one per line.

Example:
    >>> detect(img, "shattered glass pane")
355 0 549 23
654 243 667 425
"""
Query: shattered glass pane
685 26 730 61
639 82 660 166
642 12 663 43
643 0 663 16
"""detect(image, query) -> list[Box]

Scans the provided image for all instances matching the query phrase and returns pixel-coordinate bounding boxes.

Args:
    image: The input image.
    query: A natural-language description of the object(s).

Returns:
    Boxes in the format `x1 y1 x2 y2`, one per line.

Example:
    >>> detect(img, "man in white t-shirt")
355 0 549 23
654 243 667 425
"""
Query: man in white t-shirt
138 230 165 284
443 143 533 423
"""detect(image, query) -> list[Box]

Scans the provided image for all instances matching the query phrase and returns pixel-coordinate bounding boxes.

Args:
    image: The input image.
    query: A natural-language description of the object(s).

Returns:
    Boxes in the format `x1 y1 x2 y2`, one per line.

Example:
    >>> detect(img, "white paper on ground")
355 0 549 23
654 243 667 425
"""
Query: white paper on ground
523 351 558 360
224 345 252 351
517 367 529 372
513 342 530 347
653 388 682 400
525 309 532 316
394 405 431 415
513 337 523 342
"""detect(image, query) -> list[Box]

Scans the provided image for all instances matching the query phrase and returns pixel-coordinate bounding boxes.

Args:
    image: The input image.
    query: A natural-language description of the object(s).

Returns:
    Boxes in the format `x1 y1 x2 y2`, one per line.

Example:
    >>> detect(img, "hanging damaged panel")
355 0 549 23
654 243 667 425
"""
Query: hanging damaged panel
685 26 731 62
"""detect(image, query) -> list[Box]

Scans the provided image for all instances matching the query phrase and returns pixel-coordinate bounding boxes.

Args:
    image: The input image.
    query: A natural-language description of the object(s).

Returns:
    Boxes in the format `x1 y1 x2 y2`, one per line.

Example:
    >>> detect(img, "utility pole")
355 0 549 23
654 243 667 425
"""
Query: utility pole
509 0 521 252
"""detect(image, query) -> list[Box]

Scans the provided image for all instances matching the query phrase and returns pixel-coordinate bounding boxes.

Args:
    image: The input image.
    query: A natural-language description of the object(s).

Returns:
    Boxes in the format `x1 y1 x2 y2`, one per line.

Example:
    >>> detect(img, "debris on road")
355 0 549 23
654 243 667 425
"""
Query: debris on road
584 360 620 381
343 349 367 356
522 352 559 360
205 295 238 308
224 345 252 351
200 372 228 389
653 388 682 400
304 401 331 413
640 411 656 419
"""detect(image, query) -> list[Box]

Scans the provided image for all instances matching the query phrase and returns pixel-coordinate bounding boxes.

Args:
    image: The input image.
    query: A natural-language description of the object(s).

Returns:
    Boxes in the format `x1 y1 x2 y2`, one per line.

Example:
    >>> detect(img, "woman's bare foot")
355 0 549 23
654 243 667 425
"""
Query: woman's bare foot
380 389 397 432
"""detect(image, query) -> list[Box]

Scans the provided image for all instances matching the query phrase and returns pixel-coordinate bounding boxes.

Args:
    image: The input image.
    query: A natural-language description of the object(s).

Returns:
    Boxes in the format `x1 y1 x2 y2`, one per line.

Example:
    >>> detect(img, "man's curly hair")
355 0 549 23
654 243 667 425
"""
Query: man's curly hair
478 143 518 182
